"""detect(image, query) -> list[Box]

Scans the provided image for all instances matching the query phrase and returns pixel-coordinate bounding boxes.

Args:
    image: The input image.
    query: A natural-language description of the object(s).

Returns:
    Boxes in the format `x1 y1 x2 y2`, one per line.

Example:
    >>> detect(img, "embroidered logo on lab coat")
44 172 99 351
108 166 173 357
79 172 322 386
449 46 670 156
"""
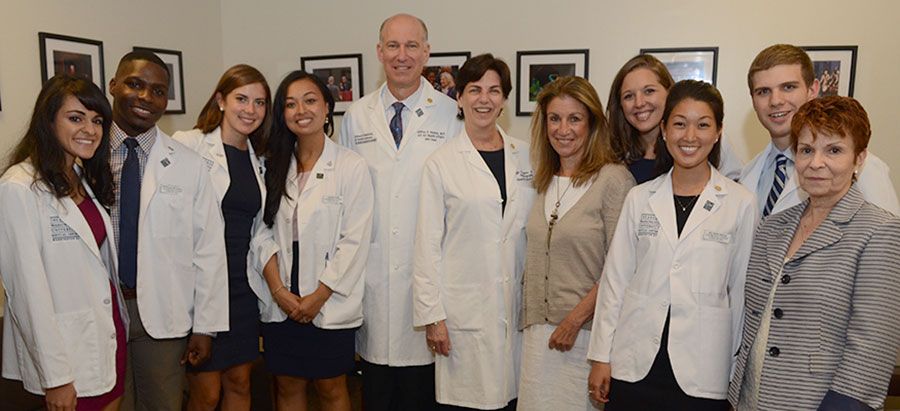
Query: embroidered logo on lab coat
50 216 80 242
702 230 732 244
159 184 184 195
417 129 446 142
638 213 660 237
354 133 377 145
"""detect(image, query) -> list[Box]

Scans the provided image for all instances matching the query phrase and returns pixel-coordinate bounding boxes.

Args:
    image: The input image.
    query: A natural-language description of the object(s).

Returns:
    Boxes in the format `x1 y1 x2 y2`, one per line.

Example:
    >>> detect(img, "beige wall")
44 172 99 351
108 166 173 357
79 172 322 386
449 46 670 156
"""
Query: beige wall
220 0 899 187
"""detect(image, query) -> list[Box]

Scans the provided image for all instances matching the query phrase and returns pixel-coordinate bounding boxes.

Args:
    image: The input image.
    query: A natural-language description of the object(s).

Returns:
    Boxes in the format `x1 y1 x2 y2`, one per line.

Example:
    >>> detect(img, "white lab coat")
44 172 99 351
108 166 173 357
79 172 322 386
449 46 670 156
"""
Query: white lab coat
172 127 267 305
413 128 535 409
739 141 899 216
587 167 756 400
129 129 228 338
339 80 463 365
0 161 128 396
716 133 744 181
250 137 374 328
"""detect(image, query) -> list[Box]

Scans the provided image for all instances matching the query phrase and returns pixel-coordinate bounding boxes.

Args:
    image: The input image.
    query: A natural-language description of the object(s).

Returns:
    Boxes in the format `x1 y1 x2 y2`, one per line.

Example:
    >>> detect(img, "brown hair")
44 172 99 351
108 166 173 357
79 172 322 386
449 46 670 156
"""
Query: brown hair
607 55 675 164
195 64 272 152
454 53 512 120
530 76 617 193
747 44 815 91
655 80 723 178
790 95 870 155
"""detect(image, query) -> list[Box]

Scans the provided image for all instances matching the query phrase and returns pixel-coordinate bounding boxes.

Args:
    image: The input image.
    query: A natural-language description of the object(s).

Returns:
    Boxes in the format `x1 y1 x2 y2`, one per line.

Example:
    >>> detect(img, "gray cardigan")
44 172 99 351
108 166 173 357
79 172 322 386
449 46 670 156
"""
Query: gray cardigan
728 184 900 410
519 163 634 330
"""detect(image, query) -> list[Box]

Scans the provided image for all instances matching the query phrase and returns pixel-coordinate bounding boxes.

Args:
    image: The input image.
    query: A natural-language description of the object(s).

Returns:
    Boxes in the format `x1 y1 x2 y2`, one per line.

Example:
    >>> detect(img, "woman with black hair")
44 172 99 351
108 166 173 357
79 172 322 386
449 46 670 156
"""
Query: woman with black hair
0 74 125 411
251 70 373 410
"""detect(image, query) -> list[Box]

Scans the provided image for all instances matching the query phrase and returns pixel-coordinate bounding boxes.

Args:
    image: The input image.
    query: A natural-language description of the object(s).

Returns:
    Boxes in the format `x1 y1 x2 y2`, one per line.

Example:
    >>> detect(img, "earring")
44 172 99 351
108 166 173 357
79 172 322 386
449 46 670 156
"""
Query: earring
325 118 329 124
218 106 224 112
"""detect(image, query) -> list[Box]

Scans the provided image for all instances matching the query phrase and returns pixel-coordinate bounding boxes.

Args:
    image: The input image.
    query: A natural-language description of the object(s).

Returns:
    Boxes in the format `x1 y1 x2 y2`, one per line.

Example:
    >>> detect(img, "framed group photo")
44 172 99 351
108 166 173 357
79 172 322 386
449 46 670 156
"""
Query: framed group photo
801 46 858 97
424 51 470 101
516 49 589 116
301 54 363 115
640 47 718 85
134 47 186 114
39 32 105 92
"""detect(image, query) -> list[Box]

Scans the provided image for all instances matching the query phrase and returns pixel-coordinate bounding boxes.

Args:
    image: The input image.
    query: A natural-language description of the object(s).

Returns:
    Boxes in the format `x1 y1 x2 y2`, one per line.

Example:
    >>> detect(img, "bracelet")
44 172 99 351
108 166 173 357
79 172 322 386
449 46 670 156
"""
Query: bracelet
271 285 287 297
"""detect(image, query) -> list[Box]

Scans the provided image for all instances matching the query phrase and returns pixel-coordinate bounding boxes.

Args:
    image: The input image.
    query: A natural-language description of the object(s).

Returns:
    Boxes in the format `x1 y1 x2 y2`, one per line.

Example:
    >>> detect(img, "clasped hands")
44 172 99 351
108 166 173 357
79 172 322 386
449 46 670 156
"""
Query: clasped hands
273 283 332 323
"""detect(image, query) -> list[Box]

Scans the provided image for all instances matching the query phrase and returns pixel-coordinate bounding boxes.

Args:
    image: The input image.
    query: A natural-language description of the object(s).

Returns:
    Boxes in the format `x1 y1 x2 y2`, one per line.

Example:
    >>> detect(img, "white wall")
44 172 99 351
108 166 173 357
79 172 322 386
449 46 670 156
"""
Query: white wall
0 0 225 166
220 0 899 189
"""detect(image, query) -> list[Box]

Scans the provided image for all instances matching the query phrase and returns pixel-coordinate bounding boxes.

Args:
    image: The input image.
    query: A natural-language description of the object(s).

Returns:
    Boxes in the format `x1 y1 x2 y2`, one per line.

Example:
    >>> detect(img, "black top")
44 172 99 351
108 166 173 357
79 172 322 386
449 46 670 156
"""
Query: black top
673 194 700 237
222 144 262 278
478 148 506 214
628 158 656 185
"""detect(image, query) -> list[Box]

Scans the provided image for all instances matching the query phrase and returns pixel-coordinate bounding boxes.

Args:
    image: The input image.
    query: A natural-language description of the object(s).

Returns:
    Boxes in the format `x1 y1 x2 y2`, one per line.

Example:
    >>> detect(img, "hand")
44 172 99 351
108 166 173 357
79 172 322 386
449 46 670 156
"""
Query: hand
294 283 333 323
45 382 77 411
425 320 451 356
588 361 611 404
273 288 303 321
180 334 213 366
548 317 580 351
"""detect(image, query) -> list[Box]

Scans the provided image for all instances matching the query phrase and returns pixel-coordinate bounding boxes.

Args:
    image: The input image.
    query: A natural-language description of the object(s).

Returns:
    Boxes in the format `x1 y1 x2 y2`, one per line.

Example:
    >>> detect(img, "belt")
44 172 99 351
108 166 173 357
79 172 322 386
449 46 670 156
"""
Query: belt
120 287 137 300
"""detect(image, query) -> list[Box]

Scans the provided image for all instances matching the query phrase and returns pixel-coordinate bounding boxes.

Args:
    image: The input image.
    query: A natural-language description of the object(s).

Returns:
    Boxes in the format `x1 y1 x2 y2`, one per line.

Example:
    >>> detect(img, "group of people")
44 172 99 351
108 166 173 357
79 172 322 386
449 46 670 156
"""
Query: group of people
1 11 899 411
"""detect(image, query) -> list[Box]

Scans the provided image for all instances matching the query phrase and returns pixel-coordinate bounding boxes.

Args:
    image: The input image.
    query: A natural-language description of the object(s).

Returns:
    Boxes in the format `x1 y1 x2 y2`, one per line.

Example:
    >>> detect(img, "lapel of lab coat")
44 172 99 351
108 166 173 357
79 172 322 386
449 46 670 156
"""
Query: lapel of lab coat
366 83 402 158
200 127 229 200
139 130 178 224
398 82 438 153
456 128 504 226
51 168 102 260
294 137 338 232
678 167 728 241
500 128 521 235
648 172 679 249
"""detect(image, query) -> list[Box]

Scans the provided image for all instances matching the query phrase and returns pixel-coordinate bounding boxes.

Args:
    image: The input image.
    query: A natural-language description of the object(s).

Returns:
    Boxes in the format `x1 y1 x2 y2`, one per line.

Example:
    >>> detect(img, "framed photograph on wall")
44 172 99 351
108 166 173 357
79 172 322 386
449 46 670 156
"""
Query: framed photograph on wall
640 47 718 85
39 32 105 92
516 49 589 116
424 51 471 101
801 46 858 97
301 54 363 115
134 47 186 114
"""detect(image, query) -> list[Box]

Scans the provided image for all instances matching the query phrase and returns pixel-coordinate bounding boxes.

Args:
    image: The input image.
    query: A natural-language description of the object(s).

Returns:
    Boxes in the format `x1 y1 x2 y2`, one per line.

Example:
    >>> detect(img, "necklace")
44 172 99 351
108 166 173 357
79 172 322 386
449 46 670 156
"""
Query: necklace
674 195 699 212
550 177 573 222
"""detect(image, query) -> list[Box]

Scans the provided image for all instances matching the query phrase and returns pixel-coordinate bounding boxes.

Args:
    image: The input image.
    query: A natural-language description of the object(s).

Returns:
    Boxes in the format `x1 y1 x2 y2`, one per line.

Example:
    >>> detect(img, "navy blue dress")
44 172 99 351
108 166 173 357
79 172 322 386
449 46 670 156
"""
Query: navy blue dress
190 144 261 372
627 158 656 185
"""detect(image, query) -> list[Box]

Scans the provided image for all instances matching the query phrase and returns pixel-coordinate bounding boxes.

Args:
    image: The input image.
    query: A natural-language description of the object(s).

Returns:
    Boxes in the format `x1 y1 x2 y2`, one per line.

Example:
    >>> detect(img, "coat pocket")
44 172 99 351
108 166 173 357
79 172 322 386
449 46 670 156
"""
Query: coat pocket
55 309 102 389
443 283 485 332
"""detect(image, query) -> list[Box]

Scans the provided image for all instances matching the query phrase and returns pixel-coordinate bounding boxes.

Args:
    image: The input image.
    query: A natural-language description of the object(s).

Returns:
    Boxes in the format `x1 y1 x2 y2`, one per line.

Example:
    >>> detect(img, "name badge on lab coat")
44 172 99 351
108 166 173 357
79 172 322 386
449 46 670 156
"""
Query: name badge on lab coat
702 230 732 244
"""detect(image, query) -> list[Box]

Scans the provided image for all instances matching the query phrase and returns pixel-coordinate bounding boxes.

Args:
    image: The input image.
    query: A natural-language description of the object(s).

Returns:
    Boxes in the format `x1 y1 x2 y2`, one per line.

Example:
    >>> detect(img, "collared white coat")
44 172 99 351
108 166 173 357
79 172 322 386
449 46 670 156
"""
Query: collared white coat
172 127 267 301
339 79 463 365
413 128 535 409
249 137 374 328
0 161 128 396
128 128 228 338
587 167 756 400
739 141 899 216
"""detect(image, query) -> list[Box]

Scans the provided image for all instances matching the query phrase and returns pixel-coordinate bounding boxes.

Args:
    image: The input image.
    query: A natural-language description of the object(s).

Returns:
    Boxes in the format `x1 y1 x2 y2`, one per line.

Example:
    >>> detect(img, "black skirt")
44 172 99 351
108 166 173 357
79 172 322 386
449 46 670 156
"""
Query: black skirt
260 242 357 379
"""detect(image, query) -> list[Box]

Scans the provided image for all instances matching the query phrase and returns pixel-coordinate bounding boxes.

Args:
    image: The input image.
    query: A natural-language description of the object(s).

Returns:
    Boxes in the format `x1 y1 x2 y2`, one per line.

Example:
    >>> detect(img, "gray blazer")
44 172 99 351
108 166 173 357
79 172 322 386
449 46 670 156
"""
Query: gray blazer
728 184 900 410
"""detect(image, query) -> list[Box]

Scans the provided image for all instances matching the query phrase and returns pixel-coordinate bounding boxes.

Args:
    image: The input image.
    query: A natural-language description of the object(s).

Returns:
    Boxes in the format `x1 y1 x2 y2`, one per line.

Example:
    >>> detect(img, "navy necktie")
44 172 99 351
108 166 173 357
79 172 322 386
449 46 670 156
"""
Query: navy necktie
390 102 404 147
763 154 788 217
119 138 141 289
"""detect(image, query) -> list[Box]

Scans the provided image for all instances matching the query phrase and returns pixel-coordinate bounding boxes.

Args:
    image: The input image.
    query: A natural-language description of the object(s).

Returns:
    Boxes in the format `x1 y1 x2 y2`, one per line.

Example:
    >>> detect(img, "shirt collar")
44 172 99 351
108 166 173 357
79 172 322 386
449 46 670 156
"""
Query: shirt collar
111 122 157 153
382 78 426 112
767 142 795 165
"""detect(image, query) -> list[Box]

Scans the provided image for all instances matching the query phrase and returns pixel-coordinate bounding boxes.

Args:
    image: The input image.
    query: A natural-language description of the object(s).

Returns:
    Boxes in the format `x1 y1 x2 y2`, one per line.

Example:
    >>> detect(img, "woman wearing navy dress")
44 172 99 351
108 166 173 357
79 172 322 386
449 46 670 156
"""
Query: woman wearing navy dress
254 70 373 410
173 64 271 411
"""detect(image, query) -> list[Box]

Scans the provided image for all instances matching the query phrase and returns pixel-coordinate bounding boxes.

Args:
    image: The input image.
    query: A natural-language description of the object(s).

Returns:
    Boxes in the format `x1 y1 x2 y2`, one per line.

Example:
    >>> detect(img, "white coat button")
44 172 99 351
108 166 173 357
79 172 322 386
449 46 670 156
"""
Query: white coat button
392 228 399 235
660 301 668 309
673 263 681 270
103 298 111 305
394 265 400 271
652 337 660 345
110 333 116 340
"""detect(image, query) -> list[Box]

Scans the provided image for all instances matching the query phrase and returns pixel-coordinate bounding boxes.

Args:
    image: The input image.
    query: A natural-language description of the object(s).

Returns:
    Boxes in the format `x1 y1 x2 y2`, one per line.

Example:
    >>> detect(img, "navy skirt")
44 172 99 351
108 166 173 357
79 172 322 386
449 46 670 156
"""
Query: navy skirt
261 242 357 379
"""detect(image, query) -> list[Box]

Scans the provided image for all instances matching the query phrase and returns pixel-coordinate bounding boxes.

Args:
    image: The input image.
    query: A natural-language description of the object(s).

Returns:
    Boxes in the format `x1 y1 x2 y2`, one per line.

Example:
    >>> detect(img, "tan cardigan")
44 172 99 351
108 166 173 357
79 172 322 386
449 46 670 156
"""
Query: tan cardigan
519 163 634 330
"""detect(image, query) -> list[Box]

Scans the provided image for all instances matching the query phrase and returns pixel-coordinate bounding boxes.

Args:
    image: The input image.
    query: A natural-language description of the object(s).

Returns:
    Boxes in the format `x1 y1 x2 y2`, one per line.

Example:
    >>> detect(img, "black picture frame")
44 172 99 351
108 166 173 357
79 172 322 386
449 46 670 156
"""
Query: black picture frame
133 47 186 114
425 51 471 101
640 47 719 85
39 32 105 93
516 49 589 116
301 53 364 115
801 46 858 97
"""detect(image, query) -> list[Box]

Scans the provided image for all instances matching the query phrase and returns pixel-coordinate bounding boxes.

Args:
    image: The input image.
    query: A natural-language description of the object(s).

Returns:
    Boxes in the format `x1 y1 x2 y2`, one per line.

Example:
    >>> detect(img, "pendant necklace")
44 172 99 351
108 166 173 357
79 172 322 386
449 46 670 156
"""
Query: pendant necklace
674 195 700 212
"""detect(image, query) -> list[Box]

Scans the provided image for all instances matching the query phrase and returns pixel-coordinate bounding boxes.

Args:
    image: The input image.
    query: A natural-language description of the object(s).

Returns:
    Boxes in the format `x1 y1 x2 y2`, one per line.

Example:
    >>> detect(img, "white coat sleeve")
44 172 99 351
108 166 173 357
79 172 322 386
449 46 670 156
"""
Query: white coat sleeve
318 157 374 297
587 188 639 363
0 182 73 389
718 137 744 181
856 154 900 216
190 168 229 333
728 196 757 368
412 158 447 327
247 210 279 299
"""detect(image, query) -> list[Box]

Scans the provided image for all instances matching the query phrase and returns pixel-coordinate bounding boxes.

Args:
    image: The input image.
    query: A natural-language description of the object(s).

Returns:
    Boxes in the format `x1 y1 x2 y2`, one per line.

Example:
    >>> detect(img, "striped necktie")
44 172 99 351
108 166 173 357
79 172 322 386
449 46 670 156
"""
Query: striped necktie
762 154 788 217
390 102 404 147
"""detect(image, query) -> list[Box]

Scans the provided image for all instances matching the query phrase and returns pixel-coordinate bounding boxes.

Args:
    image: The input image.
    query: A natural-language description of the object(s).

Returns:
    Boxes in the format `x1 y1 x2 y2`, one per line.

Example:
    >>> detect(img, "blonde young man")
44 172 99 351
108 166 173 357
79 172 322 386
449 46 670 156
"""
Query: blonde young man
739 44 898 217
339 13 463 410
